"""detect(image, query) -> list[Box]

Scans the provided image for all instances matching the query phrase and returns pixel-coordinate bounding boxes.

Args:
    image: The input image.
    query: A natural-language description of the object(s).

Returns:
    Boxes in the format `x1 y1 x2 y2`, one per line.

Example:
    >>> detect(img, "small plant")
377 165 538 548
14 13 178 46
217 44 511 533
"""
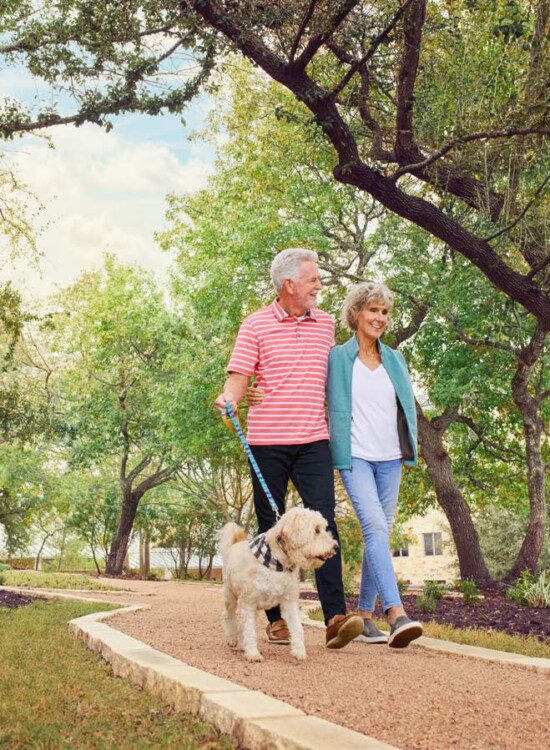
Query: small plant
424 580 445 601
145 570 159 581
507 570 550 608
0 572 5 585
0 563 11 572
341 562 358 596
417 593 436 612
459 579 481 606
397 578 410 597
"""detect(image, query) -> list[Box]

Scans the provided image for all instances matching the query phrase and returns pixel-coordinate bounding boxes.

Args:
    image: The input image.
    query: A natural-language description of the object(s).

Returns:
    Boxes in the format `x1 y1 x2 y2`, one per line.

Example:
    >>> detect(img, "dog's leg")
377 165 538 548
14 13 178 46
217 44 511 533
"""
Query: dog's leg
239 604 263 662
223 590 238 647
281 600 306 661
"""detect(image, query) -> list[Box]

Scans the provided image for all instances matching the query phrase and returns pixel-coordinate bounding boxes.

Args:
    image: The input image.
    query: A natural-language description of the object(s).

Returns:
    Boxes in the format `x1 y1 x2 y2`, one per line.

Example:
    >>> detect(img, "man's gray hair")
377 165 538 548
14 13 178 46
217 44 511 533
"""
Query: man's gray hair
270 247 318 292
341 281 395 331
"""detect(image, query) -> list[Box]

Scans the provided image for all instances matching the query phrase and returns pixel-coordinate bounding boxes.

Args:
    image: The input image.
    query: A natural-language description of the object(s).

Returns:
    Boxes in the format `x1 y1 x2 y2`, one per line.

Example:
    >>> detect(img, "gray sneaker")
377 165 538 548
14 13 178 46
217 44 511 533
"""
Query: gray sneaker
388 615 423 648
361 619 388 644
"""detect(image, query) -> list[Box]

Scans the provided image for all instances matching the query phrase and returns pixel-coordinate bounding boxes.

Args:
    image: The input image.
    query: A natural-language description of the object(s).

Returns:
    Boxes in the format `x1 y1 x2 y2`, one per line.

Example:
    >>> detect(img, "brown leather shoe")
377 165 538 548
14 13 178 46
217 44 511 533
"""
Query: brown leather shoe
325 613 364 649
266 618 290 645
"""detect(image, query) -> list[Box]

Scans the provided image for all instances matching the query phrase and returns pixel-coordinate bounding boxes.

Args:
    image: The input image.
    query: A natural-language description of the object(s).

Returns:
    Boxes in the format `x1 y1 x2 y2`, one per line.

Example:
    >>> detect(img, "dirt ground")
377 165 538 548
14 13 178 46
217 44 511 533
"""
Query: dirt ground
73 579 548 750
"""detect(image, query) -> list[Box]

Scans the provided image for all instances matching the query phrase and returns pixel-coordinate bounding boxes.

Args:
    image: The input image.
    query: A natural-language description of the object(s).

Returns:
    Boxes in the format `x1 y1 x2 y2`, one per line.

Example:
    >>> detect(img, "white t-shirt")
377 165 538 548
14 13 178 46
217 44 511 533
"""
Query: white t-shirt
350 358 402 461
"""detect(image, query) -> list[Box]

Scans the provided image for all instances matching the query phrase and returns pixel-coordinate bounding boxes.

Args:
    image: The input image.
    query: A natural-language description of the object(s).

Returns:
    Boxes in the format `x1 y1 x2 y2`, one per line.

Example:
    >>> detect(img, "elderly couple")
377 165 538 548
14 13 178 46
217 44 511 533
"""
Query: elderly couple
215 248 422 650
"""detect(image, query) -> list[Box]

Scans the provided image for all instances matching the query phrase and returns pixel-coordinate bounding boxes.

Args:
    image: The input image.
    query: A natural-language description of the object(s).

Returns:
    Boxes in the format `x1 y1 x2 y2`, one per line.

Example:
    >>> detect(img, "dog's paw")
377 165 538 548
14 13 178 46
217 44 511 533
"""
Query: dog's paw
291 649 307 661
226 636 238 647
244 651 264 662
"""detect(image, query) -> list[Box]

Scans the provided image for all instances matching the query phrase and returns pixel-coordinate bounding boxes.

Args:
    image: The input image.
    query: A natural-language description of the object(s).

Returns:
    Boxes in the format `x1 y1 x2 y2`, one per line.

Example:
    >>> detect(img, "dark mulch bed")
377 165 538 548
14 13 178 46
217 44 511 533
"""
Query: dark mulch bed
300 590 550 642
0 589 39 610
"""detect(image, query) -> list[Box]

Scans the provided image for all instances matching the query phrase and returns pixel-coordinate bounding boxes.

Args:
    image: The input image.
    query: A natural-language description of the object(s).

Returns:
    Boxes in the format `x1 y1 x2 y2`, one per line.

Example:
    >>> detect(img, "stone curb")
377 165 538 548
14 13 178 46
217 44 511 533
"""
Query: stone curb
0 585 138 605
1 587 396 750
69 603 398 750
0 584 130 595
299 601 550 672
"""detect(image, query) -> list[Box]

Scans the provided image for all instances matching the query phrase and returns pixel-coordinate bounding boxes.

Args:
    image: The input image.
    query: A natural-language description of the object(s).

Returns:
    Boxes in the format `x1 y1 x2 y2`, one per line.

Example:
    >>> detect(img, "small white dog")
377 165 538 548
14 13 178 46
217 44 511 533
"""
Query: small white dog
218 507 338 662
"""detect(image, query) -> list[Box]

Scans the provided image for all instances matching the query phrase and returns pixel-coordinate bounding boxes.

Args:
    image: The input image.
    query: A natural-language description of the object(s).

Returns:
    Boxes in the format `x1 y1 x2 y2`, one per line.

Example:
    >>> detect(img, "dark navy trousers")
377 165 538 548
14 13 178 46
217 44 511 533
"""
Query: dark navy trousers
249 439 346 624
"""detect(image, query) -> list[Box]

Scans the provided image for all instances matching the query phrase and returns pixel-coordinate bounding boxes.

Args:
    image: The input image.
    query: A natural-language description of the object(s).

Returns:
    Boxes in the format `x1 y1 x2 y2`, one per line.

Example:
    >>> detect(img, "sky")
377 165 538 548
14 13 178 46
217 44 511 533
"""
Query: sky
0 66 217 303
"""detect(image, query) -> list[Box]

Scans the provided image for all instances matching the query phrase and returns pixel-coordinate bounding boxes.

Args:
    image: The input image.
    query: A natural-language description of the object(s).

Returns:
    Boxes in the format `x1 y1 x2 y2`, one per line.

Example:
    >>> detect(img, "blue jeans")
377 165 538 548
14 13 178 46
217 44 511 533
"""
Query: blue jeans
340 458 402 612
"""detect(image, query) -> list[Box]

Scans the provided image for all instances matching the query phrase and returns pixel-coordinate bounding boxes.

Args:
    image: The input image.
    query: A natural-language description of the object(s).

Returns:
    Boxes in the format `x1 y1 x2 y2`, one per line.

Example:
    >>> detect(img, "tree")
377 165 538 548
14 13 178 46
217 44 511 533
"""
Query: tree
0 443 45 551
50 256 188 574
4 1 548 323
162 62 548 584
153 495 224 579
66 470 121 574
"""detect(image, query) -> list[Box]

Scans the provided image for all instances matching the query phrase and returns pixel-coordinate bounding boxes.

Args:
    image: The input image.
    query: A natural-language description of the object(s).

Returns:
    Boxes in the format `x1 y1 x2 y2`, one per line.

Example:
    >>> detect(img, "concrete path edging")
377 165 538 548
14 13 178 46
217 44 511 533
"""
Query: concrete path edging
69 603 398 750
299 601 550 672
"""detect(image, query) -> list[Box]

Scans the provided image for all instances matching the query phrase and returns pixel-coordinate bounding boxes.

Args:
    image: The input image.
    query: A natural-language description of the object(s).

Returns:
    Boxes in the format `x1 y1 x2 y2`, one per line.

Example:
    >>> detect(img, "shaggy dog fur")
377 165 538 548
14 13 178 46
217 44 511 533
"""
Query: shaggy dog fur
218 507 337 662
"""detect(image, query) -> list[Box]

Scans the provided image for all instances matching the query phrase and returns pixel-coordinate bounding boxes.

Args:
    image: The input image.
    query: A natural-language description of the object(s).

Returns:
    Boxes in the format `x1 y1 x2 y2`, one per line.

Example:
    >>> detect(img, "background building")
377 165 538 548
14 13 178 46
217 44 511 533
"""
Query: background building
392 508 458 585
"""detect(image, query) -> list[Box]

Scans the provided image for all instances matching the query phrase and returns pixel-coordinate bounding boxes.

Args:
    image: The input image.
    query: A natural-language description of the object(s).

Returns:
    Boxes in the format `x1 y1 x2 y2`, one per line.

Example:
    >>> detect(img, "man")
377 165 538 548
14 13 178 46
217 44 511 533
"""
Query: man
215 247 363 649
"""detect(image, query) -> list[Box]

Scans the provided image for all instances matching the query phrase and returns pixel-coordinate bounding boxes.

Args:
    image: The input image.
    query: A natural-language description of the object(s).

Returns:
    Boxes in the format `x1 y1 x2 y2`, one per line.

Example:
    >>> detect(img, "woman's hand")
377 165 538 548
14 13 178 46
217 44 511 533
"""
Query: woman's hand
246 382 265 406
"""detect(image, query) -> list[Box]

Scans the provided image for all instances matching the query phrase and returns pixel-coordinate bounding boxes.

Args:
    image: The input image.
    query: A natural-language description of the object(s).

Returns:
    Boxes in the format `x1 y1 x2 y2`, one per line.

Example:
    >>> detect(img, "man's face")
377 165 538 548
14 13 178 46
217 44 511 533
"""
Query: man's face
285 261 323 310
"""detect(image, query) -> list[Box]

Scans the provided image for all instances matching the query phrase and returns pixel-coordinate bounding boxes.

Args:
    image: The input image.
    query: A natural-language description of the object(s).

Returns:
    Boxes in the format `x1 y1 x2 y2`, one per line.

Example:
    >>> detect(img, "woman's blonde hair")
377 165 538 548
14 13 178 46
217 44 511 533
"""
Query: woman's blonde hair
340 281 394 331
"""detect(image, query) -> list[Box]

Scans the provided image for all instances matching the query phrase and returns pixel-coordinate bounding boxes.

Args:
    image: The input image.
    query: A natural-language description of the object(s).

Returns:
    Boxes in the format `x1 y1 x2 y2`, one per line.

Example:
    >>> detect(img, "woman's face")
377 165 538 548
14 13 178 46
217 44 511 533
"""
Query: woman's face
356 300 389 340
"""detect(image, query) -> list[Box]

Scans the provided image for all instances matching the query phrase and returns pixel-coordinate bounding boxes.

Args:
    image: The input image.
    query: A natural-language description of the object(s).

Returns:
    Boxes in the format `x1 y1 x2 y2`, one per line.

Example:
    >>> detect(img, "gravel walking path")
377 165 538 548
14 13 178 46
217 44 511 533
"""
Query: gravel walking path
74 579 548 750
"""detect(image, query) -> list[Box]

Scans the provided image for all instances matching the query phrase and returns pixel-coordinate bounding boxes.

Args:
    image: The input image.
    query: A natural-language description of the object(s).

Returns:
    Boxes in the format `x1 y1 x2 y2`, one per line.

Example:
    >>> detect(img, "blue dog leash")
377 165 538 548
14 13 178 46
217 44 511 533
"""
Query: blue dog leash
221 402 281 521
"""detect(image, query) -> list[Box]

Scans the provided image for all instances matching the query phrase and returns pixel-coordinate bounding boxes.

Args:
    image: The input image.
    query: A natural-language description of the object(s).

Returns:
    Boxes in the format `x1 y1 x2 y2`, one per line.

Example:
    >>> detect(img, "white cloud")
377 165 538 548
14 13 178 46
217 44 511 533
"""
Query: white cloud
2 123 214 298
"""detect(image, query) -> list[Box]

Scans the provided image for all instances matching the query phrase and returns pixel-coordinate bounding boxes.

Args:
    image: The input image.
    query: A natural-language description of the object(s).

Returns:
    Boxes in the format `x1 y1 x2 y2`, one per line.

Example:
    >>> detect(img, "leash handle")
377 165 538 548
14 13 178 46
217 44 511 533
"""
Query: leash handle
222 402 281 520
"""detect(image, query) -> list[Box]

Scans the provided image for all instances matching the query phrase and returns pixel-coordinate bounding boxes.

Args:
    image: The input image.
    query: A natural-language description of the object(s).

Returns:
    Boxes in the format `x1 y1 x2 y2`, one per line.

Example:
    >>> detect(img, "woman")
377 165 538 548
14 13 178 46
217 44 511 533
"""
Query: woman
327 281 422 648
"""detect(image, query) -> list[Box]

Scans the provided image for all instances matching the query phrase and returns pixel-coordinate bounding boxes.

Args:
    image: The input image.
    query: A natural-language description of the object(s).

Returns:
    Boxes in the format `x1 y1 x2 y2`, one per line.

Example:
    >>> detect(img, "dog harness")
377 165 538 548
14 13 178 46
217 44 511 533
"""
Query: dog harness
249 533 292 572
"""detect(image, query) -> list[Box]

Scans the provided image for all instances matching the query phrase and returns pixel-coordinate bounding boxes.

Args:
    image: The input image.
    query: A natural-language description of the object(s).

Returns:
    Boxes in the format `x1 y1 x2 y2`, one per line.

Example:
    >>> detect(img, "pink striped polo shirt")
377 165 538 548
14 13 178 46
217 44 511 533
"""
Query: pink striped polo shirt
227 299 335 445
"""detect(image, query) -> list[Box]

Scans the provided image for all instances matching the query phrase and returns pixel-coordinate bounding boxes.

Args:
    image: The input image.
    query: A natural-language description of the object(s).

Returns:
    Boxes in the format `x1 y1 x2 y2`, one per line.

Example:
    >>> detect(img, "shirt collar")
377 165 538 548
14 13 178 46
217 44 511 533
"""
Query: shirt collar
271 298 317 322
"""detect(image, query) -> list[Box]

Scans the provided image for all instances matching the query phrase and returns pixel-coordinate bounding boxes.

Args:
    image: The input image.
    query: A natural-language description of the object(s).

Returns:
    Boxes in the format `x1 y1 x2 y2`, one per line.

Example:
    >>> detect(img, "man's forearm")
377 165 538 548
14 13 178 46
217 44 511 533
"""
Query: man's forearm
214 372 250 413
223 372 249 403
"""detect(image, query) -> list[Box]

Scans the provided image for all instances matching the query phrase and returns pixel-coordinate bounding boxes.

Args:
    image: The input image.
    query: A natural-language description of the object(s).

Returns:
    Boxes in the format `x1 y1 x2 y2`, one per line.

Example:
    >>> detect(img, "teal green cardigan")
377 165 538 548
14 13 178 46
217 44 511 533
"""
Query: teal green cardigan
326 336 418 470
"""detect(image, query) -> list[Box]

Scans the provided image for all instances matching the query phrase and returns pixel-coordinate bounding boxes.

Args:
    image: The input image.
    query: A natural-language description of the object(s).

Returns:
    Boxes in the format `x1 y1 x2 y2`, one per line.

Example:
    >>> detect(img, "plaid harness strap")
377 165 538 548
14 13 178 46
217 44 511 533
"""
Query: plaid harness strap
249 533 291 572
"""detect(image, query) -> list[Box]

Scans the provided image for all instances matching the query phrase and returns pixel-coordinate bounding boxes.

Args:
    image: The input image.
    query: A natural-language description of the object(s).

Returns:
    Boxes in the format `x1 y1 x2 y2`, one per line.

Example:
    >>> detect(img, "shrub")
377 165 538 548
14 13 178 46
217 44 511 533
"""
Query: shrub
0 572 5 585
507 570 550 608
397 578 410 597
341 562 358 596
459 579 481 606
0 563 11 572
417 593 436 612
0 557 34 570
424 580 445 601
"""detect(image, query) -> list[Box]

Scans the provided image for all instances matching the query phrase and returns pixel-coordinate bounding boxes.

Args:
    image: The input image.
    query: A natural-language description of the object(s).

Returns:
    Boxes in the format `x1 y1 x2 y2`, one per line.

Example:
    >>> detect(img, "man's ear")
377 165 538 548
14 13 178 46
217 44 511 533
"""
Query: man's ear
282 278 294 295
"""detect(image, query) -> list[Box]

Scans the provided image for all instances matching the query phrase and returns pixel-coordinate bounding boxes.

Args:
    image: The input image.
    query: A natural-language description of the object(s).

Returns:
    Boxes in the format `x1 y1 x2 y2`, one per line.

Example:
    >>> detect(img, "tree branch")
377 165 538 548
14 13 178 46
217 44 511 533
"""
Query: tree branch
293 0 361 69
446 314 518 355
392 128 550 180
485 174 550 242
431 404 460 431
289 0 319 63
329 0 413 100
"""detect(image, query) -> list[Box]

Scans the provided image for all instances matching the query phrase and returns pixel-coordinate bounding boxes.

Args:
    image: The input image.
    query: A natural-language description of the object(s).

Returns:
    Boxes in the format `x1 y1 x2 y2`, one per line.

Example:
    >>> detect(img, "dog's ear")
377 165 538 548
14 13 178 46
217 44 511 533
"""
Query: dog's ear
275 530 289 552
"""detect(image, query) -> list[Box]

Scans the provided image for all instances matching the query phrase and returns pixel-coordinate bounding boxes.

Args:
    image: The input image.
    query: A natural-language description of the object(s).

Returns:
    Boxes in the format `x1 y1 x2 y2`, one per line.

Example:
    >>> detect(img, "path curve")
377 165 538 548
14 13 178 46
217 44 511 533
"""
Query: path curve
80 579 549 750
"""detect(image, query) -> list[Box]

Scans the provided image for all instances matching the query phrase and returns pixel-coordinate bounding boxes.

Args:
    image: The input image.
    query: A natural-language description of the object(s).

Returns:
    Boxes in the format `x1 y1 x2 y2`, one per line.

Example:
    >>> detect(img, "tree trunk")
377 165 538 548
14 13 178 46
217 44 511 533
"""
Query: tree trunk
35 531 52 571
89 541 102 575
505 339 547 579
57 522 68 571
105 486 138 575
417 408 493 587
139 529 150 576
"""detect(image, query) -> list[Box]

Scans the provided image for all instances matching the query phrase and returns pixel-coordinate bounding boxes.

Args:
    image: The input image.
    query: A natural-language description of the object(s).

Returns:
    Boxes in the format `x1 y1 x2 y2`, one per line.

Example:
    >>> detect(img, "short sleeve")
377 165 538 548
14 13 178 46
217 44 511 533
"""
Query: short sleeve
227 320 259 377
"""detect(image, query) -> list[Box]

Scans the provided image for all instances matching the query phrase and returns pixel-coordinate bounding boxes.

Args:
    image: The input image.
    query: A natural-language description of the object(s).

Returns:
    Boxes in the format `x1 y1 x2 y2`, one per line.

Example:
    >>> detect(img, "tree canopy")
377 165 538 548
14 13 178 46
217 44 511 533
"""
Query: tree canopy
2 0 548 323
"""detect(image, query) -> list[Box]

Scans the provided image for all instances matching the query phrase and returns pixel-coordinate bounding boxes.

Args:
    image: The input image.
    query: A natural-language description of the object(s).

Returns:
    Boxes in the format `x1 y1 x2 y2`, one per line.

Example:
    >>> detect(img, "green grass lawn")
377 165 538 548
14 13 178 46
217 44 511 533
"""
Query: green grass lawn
1 570 121 591
0 599 232 749
307 606 550 659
